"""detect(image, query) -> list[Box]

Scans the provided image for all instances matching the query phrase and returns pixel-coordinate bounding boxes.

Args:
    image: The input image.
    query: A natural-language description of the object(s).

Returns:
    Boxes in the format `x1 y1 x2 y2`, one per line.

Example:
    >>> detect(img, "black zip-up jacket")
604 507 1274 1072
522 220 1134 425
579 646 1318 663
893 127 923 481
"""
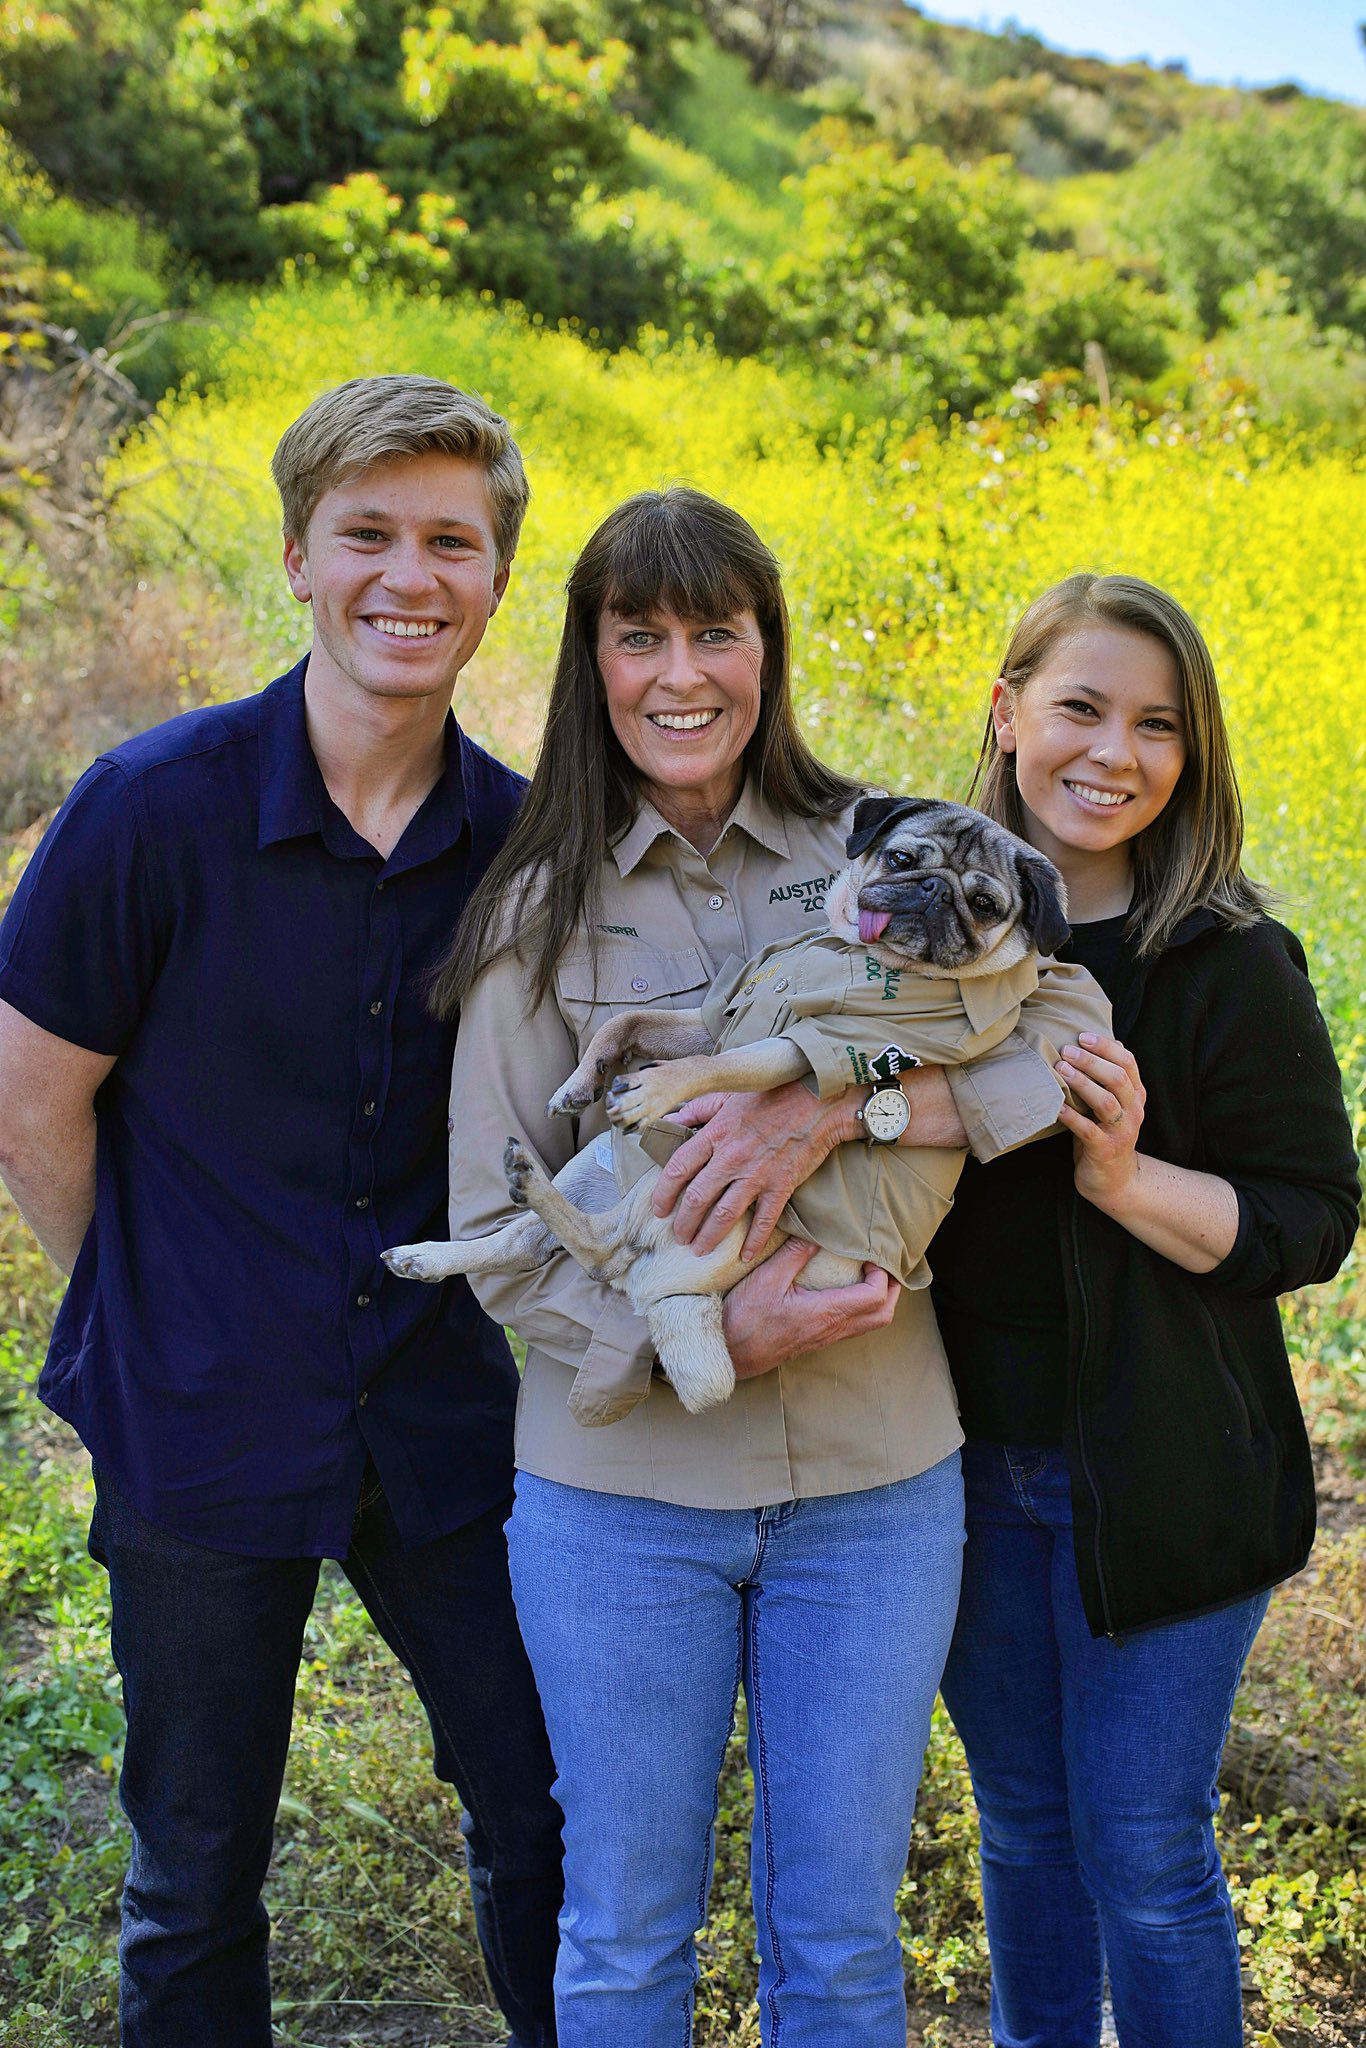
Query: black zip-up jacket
1062 911 1359 1637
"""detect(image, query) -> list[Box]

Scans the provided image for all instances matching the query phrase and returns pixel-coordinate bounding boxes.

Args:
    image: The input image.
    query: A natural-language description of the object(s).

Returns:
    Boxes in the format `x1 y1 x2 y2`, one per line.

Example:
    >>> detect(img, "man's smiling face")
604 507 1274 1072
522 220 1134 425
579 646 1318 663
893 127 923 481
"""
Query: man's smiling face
283 451 509 709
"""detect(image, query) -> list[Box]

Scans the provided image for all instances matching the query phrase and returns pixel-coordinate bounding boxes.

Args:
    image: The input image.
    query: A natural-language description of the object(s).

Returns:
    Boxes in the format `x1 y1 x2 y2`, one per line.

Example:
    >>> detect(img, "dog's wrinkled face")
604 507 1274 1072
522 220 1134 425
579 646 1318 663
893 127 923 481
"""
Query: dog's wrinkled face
828 796 1070 975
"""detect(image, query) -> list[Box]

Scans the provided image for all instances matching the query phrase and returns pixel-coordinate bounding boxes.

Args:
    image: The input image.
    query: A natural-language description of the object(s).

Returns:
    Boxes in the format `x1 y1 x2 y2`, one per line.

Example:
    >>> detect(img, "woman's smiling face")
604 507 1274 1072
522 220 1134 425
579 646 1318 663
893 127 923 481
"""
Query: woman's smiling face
596 604 764 824
992 621 1188 875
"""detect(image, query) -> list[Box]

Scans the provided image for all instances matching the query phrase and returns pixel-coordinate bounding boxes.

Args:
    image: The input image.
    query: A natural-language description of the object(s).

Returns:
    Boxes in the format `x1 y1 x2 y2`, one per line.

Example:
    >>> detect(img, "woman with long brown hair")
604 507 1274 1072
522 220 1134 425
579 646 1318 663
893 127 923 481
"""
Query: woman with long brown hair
428 490 1107 2047
929 573 1359 2046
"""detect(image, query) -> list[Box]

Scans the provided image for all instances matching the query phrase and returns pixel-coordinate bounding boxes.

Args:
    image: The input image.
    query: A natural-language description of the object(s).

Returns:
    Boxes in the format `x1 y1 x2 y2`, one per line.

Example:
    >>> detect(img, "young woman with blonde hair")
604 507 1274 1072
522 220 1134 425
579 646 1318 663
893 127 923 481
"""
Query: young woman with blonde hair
929 572 1360 2047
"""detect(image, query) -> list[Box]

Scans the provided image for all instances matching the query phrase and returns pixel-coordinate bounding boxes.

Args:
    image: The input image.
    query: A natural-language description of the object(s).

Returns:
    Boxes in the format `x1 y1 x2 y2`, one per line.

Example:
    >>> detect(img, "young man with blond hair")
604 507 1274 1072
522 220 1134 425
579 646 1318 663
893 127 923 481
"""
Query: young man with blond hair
0 376 562 2048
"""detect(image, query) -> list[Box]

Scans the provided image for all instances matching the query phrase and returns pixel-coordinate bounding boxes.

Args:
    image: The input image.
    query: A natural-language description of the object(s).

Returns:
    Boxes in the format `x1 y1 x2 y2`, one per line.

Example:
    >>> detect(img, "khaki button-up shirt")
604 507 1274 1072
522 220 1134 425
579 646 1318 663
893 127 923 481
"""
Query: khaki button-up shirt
447 782 1110 1508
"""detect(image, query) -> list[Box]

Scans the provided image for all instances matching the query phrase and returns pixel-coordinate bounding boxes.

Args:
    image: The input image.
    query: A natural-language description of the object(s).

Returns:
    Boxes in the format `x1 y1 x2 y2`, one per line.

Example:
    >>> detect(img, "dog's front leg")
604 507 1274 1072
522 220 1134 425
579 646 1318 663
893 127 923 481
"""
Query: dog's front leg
606 1036 813 1130
645 1293 735 1413
548 1007 712 1118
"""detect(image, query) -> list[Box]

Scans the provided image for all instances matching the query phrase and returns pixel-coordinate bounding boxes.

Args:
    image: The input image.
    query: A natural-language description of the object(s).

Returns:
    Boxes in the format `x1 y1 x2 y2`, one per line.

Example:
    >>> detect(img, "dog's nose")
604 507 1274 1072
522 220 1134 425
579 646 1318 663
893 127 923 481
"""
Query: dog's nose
908 875 951 907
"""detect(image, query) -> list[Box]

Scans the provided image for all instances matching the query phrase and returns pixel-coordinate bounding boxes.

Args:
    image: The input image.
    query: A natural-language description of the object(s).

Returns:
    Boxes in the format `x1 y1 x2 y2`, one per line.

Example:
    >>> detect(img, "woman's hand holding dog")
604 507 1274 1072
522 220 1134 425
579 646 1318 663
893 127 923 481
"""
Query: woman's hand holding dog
654 1068 969 1258
1056 1031 1239 1273
651 1080 846 1257
723 1240 902 1378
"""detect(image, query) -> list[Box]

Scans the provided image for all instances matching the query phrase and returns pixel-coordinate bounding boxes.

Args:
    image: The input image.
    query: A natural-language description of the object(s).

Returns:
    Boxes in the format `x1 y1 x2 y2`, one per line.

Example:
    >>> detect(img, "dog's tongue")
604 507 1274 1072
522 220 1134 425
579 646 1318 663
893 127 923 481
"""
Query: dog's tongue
859 909 892 944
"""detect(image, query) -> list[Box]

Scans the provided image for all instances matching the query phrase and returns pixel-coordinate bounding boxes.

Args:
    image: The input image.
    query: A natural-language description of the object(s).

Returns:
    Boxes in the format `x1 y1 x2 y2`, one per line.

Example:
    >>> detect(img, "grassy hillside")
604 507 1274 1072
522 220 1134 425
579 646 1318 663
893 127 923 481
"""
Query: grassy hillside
3 1 1363 428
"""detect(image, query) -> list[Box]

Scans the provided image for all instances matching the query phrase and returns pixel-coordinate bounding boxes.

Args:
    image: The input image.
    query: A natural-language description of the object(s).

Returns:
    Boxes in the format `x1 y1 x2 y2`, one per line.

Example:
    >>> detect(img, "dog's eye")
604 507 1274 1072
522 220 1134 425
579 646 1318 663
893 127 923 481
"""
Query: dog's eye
970 893 1002 918
886 849 913 869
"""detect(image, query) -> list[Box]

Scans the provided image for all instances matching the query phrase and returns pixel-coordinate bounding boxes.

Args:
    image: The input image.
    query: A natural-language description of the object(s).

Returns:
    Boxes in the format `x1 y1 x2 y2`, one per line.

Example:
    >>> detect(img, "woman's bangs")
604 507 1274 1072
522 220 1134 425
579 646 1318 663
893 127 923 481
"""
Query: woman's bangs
599 511 755 627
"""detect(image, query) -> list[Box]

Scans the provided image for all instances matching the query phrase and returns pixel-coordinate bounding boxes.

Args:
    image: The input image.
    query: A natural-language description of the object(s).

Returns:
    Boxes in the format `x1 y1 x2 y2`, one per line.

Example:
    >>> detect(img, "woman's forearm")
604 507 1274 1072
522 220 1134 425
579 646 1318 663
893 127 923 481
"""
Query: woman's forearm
824 1067 968 1149
1080 1155 1240 1274
1055 1032 1240 1273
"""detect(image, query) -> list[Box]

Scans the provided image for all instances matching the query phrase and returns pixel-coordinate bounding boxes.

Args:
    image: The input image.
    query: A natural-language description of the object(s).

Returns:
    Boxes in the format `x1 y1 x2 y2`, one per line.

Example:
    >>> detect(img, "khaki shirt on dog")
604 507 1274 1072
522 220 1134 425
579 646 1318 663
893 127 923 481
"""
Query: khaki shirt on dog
448 782 1109 1508
693 929 1043 1288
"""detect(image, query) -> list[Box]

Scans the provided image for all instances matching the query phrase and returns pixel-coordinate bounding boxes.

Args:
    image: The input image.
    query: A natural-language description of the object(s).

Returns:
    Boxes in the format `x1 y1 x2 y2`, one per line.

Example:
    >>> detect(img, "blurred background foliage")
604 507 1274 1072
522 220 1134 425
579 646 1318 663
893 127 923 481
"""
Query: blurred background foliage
0 0 1362 410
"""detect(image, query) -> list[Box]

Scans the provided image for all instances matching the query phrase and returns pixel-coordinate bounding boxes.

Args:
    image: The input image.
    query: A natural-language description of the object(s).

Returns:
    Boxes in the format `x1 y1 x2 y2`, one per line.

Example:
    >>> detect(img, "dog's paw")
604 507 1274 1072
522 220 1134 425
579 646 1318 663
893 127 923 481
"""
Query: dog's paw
503 1136 535 1206
547 1065 603 1119
664 1357 736 1414
604 1064 673 1129
382 1243 451 1284
604 1072 649 1129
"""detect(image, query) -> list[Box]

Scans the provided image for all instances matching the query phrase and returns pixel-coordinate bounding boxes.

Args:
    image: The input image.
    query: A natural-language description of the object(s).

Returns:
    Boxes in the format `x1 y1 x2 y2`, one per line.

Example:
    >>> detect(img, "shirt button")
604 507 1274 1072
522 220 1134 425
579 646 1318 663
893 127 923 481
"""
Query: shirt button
370 999 383 1016
355 1195 369 1210
774 976 790 992
356 1292 371 1308
631 977 649 993
363 1100 376 1117
358 1389 369 1408
375 880 386 893
708 894 725 910
742 980 757 996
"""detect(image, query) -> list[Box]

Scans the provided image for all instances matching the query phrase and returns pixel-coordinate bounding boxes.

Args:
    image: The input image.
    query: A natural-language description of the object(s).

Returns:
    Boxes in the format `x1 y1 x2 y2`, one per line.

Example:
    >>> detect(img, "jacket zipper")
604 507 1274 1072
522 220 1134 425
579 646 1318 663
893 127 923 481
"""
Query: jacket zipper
1070 1198 1121 1640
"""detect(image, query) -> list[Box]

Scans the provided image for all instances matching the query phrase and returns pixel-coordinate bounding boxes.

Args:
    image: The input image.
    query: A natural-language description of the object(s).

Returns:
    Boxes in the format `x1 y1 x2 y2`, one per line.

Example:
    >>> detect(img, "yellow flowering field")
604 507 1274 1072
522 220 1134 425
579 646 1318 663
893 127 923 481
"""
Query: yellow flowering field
117 276 1366 1114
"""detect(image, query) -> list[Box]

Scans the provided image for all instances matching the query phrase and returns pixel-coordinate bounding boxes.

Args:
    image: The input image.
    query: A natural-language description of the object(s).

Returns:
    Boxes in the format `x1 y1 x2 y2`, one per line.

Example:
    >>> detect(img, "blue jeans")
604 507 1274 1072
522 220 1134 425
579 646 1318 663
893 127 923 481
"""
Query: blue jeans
506 1456 964 2048
89 1464 563 2048
939 1444 1269 2048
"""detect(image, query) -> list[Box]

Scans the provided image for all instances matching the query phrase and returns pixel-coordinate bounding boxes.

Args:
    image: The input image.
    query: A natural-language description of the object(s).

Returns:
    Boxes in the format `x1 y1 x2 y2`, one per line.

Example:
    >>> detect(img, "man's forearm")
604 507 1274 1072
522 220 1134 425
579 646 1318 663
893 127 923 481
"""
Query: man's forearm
0 1002 116 1274
0 1134 96 1274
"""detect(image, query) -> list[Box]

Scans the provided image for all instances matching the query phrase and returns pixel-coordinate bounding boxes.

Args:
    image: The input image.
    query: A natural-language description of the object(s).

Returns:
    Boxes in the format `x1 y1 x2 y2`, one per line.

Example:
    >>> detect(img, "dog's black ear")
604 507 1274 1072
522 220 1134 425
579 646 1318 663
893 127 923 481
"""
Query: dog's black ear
845 795 934 863
1014 846 1070 957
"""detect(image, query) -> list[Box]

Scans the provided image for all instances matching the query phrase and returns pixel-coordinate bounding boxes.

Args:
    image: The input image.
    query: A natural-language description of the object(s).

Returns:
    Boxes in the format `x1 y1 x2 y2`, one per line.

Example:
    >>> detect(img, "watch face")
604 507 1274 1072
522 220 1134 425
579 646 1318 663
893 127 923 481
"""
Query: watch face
864 1086 910 1142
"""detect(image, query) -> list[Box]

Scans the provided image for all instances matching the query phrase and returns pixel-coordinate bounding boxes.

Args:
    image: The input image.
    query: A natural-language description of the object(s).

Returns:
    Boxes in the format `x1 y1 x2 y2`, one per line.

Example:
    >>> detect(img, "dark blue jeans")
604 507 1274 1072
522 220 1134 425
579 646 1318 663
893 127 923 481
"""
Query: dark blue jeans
939 1444 1268 2048
88 1465 562 2048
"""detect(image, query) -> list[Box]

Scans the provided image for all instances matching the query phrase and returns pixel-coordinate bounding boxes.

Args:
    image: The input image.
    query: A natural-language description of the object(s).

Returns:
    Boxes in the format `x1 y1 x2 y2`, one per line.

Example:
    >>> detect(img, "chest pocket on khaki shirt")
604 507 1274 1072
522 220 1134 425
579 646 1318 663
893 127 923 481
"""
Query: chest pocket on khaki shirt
556 941 711 1059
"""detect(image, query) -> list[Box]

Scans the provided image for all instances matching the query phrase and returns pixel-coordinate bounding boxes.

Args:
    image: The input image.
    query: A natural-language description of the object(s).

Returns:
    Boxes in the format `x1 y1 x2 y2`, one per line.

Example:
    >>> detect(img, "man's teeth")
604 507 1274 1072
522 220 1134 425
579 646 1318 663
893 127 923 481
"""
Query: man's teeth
1065 782 1130 808
371 618 441 638
649 711 719 730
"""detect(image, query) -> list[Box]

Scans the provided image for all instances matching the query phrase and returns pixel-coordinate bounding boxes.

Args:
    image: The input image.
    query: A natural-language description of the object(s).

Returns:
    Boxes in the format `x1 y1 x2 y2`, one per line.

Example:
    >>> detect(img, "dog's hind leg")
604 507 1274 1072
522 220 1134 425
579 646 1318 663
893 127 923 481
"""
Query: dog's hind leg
383 1210 555 1285
503 1138 640 1288
644 1293 735 1414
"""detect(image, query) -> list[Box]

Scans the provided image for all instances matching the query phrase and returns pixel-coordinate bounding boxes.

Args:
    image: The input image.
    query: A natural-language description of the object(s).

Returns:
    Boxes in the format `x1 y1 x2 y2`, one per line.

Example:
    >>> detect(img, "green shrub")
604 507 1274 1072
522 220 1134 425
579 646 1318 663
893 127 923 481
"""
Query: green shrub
1132 101 1366 338
0 0 269 275
264 173 467 290
171 0 366 204
1007 249 1174 386
780 133 1028 350
399 16 633 228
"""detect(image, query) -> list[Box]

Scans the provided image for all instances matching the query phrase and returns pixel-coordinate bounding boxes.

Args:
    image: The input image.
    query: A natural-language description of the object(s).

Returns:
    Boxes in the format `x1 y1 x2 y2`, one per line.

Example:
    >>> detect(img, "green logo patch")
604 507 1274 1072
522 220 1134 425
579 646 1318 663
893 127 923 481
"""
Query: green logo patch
868 1043 920 1083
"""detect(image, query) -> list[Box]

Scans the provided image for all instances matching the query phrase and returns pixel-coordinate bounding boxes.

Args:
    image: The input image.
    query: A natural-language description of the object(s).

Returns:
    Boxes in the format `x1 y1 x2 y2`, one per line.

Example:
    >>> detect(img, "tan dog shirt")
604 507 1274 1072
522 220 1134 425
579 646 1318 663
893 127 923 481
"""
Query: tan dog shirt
448 782 1110 1507
693 929 1045 1287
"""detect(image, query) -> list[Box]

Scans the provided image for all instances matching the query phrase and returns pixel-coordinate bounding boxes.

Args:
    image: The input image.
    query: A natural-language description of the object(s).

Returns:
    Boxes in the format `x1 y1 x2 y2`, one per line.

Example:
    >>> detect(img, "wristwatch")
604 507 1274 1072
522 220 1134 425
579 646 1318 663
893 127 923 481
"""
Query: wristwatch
856 1078 911 1145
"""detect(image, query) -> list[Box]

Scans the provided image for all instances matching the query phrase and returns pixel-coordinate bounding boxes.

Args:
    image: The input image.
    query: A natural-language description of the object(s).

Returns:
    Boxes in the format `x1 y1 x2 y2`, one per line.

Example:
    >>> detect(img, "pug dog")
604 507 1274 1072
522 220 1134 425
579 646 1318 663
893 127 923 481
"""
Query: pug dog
384 797 1070 1415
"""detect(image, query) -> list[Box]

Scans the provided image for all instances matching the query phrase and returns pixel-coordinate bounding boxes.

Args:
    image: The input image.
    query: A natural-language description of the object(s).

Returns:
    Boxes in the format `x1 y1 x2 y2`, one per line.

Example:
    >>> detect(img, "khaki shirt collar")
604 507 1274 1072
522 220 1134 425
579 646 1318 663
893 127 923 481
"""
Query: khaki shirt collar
609 777 792 878
958 952 1041 1036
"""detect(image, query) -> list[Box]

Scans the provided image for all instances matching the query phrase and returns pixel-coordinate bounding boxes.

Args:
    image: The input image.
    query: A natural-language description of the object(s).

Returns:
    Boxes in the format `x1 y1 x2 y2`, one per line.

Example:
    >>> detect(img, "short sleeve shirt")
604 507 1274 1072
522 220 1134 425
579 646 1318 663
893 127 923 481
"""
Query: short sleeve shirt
0 658 525 1557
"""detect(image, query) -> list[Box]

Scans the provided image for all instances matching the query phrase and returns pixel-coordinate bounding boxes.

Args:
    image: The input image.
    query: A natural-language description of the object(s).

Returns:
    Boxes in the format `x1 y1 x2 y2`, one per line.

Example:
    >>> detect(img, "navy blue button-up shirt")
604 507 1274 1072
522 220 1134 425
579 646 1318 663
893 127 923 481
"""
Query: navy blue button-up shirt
0 659 525 1556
